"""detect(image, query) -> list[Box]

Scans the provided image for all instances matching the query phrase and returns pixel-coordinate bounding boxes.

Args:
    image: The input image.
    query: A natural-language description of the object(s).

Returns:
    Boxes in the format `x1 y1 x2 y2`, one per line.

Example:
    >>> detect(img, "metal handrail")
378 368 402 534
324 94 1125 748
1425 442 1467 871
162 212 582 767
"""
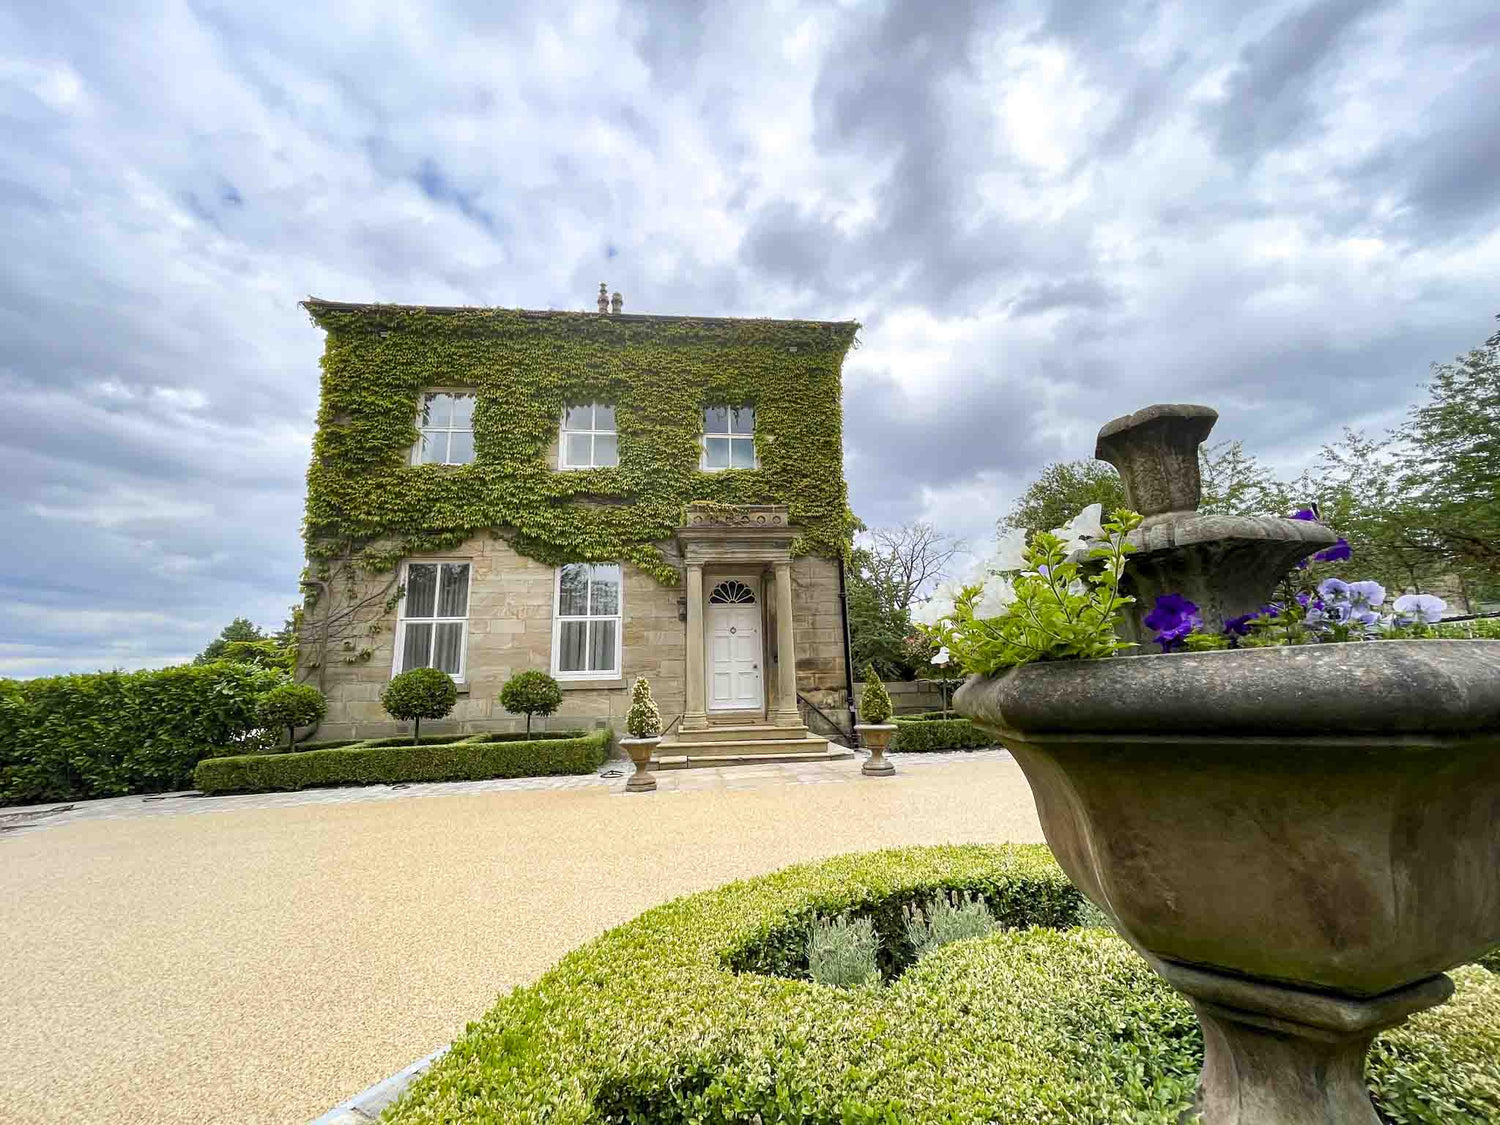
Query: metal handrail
798 692 852 748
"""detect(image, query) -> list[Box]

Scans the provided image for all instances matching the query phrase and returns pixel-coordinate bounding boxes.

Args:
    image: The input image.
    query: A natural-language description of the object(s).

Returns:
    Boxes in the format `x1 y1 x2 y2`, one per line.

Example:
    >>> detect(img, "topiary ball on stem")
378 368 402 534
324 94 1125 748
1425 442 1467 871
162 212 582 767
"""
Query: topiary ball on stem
381 667 458 745
499 670 563 735
256 682 327 749
626 676 662 739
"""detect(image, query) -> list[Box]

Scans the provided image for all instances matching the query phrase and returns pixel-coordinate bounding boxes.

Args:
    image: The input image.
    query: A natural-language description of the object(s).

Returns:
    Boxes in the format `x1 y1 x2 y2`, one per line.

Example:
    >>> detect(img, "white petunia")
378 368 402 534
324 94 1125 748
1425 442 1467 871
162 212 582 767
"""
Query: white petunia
993 527 1029 572
973 573 1017 619
1050 503 1105 555
930 646 951 665
911 592 955 627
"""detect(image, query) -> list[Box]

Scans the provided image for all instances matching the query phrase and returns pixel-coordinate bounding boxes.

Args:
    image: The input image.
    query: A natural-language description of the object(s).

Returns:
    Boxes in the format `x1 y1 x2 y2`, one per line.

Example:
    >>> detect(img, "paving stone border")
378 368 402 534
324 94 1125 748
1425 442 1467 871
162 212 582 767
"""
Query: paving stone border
309 1045 449 1124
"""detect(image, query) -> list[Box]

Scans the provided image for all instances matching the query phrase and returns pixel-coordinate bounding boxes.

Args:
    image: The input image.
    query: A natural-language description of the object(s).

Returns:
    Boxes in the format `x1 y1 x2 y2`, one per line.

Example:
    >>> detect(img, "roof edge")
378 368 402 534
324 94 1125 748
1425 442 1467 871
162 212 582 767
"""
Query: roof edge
301 297 858 332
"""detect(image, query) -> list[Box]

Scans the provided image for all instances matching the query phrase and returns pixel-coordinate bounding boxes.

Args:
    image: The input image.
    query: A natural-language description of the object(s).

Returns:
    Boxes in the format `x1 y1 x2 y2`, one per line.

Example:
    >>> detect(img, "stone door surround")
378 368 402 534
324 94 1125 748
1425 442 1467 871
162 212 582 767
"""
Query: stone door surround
677 505 802 732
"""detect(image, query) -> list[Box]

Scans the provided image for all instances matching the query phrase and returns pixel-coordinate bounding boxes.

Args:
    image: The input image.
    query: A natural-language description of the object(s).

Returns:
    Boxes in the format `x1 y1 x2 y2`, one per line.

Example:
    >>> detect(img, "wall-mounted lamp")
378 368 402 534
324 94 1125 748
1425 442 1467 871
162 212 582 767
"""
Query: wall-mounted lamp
677 597 688 622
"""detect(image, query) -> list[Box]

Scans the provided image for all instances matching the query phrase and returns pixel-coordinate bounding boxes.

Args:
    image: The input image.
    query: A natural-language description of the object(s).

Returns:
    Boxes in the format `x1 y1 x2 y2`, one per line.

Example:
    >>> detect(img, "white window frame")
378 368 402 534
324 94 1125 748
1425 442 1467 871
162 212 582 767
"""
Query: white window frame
551 563 624 680
700 405 759 471
410 389 476 466
391 559 473 682
558 403 619 470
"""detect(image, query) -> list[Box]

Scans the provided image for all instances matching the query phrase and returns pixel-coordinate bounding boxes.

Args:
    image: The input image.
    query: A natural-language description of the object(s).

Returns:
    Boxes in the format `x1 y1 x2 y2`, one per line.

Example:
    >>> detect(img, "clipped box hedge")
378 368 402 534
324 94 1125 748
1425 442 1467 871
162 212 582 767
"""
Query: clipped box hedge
891 715 994 751
385 844 1500 1124
194 729 611 794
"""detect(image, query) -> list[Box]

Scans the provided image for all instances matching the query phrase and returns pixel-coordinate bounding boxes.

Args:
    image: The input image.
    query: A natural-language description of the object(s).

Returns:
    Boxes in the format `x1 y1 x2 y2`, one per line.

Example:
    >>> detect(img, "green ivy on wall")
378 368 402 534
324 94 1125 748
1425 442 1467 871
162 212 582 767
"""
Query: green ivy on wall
302 304 860 586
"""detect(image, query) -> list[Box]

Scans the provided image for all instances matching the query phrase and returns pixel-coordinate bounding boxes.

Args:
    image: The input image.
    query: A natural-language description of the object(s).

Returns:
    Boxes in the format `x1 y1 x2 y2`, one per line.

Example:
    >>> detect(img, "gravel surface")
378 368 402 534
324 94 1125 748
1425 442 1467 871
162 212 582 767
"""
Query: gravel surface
2 752 1044 1124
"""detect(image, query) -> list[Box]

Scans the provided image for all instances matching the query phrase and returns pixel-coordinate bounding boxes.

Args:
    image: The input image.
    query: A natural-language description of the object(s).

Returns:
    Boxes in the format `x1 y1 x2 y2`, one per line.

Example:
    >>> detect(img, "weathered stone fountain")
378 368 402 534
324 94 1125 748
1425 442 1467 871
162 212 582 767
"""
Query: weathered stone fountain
957 403 1500 1125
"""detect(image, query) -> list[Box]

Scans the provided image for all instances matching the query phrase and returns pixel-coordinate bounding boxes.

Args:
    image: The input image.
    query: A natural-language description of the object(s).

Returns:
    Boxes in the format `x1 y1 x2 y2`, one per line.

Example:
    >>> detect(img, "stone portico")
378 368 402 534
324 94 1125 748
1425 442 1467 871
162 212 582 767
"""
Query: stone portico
658 504 852 768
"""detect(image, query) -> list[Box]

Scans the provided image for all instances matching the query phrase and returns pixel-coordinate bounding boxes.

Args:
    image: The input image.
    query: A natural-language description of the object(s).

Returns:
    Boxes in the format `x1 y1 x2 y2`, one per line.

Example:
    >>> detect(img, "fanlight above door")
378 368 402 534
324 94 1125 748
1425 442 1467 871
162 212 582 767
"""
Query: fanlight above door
708 580 757 605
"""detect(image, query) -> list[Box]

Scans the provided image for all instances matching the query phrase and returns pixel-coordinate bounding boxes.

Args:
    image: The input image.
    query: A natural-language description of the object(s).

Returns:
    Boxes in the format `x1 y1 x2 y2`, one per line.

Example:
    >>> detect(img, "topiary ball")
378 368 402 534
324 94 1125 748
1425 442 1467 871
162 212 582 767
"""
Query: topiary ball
255 682 327 732
381 667 459 723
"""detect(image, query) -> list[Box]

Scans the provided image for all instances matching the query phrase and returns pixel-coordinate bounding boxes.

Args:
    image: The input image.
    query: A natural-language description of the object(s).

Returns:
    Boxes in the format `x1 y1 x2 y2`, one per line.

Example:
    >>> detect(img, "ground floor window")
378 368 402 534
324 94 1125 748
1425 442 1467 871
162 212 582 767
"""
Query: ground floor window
553 563 622 677
394 561 471 679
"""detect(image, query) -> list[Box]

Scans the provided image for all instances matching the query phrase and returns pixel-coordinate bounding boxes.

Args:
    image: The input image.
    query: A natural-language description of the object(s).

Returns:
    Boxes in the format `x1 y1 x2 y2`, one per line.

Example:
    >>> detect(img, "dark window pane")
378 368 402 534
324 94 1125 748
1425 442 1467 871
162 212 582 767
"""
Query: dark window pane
589 619 616 672
449 393 474 430
405 564 437 617
593 404 615 432
559 621 587 671
564 404 593 431
589 565 620 614
703 406 728 434
433 622 463 675
704 437 731 468
559 564 589 616
401 622 433 672
438 564 469 616
447 429 474 464
731 437 756 468
730 406 755 434
593 433 617 467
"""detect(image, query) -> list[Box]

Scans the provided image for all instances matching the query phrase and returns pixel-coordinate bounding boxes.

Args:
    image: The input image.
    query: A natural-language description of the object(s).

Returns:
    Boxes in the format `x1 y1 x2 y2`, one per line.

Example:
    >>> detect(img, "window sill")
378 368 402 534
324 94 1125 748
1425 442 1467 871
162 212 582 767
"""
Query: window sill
556 677 625 691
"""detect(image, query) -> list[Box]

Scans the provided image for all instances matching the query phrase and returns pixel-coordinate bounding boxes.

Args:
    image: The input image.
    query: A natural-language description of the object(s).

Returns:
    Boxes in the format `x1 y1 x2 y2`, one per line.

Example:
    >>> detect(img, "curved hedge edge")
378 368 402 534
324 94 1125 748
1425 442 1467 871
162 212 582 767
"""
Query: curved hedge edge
193 729 611 794
383 844 1500 1125
891 716 995 752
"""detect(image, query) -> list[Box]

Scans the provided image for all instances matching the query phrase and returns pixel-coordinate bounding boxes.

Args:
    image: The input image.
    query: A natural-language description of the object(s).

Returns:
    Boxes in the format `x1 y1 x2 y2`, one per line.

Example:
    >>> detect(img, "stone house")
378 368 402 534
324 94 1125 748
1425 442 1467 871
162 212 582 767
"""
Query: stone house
296 289 859 765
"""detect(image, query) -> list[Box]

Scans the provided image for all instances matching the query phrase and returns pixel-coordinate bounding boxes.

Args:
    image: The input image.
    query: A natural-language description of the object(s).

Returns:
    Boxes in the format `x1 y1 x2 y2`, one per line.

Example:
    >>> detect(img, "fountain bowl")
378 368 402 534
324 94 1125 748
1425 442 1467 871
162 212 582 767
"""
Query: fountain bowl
957 640 1500 1123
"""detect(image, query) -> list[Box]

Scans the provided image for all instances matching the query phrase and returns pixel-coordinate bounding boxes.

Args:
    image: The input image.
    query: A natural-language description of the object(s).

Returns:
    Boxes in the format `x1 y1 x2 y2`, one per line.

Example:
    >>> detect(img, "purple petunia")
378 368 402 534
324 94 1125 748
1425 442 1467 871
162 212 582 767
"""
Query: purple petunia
1145 593 1202 652
1292 508 1318 521
1314 538 1352 563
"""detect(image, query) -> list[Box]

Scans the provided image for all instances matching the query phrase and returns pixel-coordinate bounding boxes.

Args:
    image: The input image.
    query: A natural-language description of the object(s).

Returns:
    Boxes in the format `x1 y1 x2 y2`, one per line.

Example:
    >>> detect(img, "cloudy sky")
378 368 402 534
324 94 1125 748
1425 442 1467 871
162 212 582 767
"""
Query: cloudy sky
2 0 1496 676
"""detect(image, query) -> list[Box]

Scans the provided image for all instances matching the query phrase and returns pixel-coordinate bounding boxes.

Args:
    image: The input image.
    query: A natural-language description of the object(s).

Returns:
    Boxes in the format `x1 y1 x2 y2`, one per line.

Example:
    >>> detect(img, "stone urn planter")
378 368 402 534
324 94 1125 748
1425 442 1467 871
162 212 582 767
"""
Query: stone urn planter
956 643 1500 1123
619 736 659 793
856 723 897 776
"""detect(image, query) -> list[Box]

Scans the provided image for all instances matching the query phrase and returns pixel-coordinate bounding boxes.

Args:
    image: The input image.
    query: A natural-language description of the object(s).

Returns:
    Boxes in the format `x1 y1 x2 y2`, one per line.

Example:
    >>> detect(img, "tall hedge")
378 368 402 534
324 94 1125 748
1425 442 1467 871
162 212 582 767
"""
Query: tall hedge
0 663 284 806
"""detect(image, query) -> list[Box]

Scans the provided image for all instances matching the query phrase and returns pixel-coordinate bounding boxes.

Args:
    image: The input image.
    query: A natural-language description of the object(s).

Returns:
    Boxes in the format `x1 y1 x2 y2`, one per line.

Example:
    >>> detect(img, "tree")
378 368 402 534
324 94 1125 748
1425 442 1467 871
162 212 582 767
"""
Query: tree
1198 441 1294 517
256 683 327 748
499 670 563 735
380 668 458 744
195 617 265 664
1003 461 1125 534
846 521 964 680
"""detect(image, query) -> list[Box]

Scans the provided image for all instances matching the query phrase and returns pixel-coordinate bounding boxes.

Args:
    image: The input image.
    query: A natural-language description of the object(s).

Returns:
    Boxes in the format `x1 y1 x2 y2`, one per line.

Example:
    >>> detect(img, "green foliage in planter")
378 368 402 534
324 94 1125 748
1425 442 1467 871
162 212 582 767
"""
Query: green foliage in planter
892 716 994 751
0 663 284 805
858 665 893 724
380 667 458 743
301 305 858 586
383 844 1500 1124
255 682 327 749
499 670 563 735
625 675 661 738
193 730 611 794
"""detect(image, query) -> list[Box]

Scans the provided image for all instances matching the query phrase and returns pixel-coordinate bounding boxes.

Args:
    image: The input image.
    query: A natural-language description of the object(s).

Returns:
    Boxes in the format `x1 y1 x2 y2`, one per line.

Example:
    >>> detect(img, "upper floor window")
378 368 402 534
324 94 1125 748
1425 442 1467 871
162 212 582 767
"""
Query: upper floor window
553 563 622 678
395 561 471 680
413 392 475 465
560 404 618 469
702 406 757 470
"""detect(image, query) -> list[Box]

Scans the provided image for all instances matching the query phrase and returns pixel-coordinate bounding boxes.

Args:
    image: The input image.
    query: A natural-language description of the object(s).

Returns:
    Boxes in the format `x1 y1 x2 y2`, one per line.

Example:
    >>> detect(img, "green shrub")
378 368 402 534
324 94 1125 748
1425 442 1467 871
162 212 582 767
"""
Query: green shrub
1 663 284 805
384 845 1500 1125
255 682 327 749
466 730 586 744
858 665 893 724
625 676 661 738
358 732 472 748
280 738 363 753
905 891 999 962
806 915 879 989
194 730 611 794
380 668 458 743
499 670 563 734
892 716 994 751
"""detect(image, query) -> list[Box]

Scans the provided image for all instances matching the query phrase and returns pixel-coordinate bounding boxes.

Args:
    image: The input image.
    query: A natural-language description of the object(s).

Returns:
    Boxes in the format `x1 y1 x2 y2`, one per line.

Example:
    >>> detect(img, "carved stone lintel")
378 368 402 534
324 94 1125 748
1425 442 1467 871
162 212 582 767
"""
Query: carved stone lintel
683 503 789 528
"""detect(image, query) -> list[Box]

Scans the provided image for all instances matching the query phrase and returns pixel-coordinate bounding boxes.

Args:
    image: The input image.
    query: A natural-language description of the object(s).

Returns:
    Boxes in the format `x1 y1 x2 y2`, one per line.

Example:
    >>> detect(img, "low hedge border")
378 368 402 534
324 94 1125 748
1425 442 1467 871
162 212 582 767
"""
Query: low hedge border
384 845 1500 1124
891 715 994 751
193 729 610 794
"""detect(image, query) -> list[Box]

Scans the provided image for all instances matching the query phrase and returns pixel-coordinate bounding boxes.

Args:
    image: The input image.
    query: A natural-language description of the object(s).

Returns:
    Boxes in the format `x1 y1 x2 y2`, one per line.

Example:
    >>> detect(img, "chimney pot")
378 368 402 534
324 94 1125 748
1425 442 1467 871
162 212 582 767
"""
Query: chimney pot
597 282 609 314
611 291 623 314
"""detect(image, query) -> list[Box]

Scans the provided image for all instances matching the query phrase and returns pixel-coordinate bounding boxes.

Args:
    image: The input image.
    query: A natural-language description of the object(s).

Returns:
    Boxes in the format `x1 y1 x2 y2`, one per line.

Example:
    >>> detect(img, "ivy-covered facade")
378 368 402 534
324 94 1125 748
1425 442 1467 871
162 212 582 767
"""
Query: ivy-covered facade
299 297 860 751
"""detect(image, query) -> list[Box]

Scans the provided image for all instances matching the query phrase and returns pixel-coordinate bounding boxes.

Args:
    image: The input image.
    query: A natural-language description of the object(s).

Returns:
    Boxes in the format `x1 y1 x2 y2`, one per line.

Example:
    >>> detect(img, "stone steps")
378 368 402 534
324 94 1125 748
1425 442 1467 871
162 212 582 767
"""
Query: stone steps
649 738 854 770
674 723 812 743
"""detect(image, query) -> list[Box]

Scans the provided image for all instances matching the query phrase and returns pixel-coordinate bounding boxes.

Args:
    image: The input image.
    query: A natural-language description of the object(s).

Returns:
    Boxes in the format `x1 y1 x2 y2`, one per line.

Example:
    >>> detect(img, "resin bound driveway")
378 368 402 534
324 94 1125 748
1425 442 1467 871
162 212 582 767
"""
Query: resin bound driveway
1 750 1044 1125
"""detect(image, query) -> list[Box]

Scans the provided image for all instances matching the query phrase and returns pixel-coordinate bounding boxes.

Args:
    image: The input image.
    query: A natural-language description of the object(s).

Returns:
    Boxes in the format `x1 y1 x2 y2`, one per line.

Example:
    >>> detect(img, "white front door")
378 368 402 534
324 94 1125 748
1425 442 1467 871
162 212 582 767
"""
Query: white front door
707 582 763 712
